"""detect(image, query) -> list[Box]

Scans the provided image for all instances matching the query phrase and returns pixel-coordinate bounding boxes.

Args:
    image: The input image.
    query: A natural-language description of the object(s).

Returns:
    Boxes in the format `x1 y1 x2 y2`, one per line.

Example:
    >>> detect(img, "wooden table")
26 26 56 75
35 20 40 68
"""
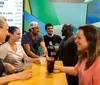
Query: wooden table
8 61 68 85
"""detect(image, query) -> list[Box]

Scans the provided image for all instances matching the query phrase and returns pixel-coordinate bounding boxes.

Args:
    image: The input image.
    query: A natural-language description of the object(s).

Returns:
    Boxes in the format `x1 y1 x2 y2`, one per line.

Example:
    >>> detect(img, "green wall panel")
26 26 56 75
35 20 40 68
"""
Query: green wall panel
24 20 29 32
29 0 59 25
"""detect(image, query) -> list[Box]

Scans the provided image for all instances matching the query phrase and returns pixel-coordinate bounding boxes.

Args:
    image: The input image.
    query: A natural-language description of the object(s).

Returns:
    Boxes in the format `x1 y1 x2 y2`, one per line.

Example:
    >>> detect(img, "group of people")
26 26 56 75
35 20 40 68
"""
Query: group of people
55 24 100 85
0 16 32 85
44 23 78 85
0 16 100 85
0 26 40 73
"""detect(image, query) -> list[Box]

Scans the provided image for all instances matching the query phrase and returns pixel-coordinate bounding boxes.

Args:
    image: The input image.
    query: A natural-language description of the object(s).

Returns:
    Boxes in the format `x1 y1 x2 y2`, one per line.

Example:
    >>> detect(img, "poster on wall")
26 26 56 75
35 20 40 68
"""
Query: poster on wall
0 0 24 37
86 0 100 24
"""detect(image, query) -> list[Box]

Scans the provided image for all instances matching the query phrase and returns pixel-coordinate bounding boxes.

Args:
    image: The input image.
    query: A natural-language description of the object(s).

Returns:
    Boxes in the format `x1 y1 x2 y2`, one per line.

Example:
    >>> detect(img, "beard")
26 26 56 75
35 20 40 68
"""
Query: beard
62 31 68 36
32 32 39 36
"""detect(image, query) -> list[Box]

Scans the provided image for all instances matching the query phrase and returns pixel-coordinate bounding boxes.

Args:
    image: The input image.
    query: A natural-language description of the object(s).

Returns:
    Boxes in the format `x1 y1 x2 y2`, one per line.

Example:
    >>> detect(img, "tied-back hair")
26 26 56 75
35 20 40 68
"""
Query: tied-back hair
78 24 100 70
5 26 19 42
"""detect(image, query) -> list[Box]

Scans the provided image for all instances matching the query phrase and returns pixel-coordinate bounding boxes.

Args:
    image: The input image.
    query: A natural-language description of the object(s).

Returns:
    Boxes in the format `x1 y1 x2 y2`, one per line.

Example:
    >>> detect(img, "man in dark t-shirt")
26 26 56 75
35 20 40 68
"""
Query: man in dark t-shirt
22 32 44 57
21 21 48 58
44 23 62 57
57 24 78 85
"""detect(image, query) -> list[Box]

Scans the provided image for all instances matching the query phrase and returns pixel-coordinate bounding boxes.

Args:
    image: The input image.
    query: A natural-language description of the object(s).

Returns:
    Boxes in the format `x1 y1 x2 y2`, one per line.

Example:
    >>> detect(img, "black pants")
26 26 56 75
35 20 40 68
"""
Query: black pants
66 74 78 85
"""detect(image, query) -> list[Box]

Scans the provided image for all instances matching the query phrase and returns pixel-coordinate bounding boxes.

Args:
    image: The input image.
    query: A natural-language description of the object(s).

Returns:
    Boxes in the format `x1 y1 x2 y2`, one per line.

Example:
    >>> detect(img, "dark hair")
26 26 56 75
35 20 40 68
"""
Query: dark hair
78 24 100 70
45 23 53 30
5 26 19 42
62 24 73 37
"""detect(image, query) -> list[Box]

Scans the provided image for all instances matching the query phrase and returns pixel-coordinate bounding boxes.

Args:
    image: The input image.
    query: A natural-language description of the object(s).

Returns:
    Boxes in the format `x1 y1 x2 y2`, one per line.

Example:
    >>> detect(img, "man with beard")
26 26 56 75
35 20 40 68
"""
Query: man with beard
21 21 48 58
57 24 78 85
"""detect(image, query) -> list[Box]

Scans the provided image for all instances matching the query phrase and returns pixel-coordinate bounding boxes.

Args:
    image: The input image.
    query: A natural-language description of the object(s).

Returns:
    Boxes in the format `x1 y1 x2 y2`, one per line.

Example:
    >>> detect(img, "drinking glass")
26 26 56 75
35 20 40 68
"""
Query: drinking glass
47 57 55 74
50 51 56 58
40 57 46 65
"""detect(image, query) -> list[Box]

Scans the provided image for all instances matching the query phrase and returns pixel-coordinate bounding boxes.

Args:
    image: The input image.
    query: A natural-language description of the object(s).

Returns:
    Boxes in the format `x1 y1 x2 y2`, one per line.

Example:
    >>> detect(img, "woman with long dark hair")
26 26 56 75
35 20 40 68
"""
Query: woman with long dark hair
0 16 32 85
0 26 39 73
55 24 100 85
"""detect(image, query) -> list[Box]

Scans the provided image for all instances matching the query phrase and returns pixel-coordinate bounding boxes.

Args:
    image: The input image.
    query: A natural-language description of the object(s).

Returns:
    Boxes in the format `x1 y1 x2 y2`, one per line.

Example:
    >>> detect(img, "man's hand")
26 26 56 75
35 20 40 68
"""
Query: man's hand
32 58 40 64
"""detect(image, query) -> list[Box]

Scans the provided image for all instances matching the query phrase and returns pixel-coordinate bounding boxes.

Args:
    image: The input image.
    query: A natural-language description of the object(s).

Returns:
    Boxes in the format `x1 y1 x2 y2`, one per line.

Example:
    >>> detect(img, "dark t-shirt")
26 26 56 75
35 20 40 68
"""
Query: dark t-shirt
59 36 78 66
21 32 44 57
57 36 78 85
44 34 62 57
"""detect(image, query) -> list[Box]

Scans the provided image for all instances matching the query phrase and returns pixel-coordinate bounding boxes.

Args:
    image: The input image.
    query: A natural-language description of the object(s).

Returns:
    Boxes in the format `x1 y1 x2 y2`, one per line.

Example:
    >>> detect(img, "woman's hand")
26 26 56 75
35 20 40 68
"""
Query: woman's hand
3 62 16 73
54 65 62 70
23 54 40 64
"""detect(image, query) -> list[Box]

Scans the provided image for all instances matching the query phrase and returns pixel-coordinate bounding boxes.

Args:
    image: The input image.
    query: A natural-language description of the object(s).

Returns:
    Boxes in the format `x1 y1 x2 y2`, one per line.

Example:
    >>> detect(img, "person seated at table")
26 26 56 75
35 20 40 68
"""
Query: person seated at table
0 16 32 85
0 26 40 73
55 24 100 85
21 21 48 58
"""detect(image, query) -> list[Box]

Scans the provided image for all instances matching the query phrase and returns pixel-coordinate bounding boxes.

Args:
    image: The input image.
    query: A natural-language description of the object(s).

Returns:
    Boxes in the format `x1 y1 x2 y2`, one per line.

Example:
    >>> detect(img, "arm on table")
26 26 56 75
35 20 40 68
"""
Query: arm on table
3 62 16 73
23 54 40 64
55 66 78 76
22 44 40 58
40 41 48 57
0 70 32 85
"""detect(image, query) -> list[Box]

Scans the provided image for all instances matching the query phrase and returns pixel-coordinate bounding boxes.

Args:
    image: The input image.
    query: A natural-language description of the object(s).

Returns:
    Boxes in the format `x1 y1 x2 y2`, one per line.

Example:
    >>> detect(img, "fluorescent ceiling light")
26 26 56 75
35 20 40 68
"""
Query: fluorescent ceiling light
84 0 89 2
84 0 93 3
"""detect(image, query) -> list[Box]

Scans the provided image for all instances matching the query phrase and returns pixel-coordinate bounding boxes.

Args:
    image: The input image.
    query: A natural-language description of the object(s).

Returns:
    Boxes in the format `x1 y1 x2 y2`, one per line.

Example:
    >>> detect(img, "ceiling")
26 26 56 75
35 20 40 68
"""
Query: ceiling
50 0 88 3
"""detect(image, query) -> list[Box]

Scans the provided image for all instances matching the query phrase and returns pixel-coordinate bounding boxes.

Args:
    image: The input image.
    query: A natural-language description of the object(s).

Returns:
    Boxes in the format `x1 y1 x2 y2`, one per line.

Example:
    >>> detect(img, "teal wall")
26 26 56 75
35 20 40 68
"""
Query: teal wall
24 0 99 36
53 3 87 27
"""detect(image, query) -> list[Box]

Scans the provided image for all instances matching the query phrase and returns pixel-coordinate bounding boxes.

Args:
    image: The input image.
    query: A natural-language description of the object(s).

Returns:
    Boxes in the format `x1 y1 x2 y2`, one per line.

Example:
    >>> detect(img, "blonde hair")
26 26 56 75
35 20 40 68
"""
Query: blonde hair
0 16 6 28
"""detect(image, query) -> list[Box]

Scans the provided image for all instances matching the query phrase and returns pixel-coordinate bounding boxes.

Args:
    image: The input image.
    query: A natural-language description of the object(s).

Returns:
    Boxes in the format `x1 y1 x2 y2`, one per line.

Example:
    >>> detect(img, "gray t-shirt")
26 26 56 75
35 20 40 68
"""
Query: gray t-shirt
0 42 24 72
21 32 44 57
